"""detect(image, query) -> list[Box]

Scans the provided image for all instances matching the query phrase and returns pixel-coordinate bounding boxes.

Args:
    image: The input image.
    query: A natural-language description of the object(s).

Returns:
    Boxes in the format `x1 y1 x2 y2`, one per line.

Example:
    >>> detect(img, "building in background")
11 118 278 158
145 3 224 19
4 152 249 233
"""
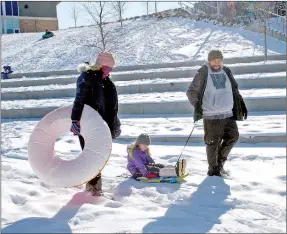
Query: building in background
1 1 60 34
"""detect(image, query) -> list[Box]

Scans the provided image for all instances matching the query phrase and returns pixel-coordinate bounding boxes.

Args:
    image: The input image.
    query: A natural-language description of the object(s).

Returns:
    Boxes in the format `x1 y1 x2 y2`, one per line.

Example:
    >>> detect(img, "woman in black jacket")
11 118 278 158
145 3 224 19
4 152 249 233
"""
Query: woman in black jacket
70 52 121 196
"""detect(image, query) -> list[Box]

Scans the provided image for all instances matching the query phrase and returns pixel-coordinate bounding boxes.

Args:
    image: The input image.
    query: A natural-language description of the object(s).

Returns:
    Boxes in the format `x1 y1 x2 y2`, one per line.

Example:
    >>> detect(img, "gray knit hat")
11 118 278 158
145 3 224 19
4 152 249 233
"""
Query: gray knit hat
136 133 151 146
208 50 223 61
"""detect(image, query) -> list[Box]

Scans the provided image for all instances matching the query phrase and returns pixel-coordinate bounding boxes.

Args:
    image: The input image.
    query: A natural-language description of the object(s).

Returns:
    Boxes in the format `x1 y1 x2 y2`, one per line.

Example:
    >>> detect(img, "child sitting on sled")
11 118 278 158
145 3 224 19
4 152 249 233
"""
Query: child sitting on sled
127 133 187 179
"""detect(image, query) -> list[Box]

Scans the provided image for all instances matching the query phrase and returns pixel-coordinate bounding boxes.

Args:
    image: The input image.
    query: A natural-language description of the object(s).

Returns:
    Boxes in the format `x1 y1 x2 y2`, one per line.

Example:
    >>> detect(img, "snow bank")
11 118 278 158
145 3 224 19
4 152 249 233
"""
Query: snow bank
2 18 286 73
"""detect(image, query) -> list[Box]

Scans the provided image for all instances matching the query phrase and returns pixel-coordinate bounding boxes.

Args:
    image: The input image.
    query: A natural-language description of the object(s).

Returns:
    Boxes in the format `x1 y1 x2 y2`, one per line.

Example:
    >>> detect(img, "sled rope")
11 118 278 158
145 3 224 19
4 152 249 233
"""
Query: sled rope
176 123 197 164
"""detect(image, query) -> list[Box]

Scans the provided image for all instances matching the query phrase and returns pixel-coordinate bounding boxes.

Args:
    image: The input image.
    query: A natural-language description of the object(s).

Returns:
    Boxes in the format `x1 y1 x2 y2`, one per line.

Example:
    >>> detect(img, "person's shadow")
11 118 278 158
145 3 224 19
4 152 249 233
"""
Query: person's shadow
2 191 100 233
143 176 232 233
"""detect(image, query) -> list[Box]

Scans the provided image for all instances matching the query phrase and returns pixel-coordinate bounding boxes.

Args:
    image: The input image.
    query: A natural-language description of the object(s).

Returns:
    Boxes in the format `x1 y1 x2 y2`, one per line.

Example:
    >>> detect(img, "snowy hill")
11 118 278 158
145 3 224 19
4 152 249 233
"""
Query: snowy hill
2 17 286 73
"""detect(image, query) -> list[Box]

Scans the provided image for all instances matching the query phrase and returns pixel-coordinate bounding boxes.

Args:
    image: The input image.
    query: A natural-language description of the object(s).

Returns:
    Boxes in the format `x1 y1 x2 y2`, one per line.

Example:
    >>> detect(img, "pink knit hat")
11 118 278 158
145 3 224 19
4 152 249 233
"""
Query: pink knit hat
95 52 115 68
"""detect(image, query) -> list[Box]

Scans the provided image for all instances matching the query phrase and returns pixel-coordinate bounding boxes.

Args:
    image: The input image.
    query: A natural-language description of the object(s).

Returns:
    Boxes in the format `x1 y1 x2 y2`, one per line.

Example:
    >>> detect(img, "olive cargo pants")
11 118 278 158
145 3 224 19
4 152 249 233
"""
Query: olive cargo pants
203 117 239 168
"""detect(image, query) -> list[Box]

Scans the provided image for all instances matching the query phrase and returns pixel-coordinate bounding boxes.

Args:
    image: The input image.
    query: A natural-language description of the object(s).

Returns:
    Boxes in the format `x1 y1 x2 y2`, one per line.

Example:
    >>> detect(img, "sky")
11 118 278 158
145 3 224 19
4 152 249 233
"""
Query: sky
57 1 182 29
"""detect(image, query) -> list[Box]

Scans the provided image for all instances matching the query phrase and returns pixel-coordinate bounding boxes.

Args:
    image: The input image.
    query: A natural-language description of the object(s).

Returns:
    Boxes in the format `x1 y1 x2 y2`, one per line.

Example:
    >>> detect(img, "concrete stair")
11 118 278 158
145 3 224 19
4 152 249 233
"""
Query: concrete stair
1 55 286 143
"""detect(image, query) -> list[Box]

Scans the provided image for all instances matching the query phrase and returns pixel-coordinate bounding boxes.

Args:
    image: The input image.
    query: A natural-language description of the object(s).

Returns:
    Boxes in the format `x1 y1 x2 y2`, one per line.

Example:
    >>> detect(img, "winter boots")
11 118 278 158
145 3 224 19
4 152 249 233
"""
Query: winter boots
85 174 103 196
207 166 221 176
158 159 187 177
207 165 228 176
175 159 187 177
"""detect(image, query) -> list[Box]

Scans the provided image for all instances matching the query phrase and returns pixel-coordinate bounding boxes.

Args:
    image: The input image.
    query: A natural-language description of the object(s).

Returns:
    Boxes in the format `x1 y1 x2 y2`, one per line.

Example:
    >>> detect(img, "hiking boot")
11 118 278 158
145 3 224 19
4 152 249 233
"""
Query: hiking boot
85 183 103 196
218 160 227 175
85 175 103 196
207 166 221 176
176 159 187 177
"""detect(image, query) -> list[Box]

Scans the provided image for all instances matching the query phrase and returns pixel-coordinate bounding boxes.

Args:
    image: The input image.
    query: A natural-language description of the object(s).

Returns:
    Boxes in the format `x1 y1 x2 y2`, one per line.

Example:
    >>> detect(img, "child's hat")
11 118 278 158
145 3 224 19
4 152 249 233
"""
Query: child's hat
95 52 115 68
136 133 151 146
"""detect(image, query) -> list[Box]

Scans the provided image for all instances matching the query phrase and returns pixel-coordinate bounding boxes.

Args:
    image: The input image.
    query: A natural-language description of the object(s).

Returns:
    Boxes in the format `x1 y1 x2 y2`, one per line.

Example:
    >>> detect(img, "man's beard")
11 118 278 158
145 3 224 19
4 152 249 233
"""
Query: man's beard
210 65 222 72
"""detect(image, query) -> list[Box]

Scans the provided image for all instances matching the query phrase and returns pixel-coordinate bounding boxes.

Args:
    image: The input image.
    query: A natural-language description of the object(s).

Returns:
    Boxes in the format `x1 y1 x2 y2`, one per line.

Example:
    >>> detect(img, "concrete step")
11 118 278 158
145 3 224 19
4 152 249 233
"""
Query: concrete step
2 73 286 100
116 133 287 144
2 61 286 88
8 55 286 79
2 112 285 145
2 89 286 119
117 111 286 143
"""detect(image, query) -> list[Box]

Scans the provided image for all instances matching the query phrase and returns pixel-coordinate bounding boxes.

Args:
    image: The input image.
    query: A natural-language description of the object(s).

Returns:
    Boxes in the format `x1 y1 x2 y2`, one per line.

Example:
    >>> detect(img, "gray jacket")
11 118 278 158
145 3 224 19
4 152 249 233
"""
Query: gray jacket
186 65 246 122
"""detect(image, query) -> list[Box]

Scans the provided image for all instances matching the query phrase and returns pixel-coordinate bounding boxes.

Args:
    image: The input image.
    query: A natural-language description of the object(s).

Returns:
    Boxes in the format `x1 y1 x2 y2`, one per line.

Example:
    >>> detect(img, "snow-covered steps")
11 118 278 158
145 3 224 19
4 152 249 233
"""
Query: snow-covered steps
2 61 286 88
116 112 286 143
1 89 286 119
1 112 286 144
2 72 286 100
8 54 286 79
1 75 78 88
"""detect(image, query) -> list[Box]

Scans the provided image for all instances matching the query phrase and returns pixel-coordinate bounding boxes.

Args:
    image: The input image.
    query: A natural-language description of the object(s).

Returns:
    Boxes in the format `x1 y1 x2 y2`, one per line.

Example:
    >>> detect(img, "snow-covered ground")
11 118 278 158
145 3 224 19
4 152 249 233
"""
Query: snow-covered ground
1 112 286 154
1 88 285 110
2 18 286 73
2 134 286 233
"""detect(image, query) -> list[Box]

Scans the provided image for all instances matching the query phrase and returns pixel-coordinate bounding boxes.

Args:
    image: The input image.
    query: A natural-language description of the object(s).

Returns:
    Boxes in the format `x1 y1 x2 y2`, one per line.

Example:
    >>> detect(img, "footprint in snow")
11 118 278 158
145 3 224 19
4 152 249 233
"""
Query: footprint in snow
104 201 123 208
161 155 176 160
170 128 183 132
10 194 27 206
40 182 50 189
2 164 12 171
28 190 40 197
250 182 261 187
278 175 286 181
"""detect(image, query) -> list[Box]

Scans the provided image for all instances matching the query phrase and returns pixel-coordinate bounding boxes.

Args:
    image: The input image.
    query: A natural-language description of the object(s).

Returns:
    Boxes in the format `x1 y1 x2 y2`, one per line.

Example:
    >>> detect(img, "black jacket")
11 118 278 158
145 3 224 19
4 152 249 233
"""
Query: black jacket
186 65 246 122
71 69 121 139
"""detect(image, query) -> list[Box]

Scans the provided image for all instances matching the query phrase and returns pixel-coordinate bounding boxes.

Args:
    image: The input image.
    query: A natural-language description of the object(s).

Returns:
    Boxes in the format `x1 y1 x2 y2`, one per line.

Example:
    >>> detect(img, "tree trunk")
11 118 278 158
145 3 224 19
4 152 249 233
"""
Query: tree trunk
155 2 157 13
120 8 122 27
147 2 149 16
264 16 267 61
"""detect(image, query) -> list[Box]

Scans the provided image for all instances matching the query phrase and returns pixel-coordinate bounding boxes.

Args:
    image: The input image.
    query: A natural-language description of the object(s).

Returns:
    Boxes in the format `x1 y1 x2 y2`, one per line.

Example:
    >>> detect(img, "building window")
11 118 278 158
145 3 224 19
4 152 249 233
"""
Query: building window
6 19 13 29
12 1 18 16
5 1 12 16
5 18 19 33
4 1 18 16
1 3 3 16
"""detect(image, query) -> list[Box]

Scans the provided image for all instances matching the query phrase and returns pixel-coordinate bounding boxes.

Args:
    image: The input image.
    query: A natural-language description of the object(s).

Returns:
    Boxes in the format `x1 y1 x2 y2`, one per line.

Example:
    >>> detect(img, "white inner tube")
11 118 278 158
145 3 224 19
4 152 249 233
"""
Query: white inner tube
28 105 112 188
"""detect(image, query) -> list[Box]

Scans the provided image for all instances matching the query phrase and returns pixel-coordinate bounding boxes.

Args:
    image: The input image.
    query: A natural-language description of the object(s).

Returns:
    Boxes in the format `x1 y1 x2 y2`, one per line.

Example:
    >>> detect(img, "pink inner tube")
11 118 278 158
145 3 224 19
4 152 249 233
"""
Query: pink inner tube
28 105 112 188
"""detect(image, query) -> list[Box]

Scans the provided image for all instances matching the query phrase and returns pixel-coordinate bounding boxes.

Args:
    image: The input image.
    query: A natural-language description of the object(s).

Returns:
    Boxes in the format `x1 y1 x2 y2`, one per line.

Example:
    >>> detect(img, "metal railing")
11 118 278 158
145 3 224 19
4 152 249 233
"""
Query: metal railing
255 8 286 36
182 1 286 36
193 2 217 15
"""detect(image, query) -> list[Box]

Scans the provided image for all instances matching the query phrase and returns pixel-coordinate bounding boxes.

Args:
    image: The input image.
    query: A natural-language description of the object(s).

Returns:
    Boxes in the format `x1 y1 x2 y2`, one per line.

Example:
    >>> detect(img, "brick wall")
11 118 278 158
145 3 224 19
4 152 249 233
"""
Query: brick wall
20 19 58 33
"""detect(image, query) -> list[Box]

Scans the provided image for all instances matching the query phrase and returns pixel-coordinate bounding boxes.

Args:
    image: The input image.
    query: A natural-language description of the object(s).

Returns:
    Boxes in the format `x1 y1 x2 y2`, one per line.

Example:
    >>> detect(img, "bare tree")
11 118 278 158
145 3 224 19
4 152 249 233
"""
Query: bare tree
113 1 126 27
81 2 111 51
70 3 80 28
155 2 158 13
146 2 149 16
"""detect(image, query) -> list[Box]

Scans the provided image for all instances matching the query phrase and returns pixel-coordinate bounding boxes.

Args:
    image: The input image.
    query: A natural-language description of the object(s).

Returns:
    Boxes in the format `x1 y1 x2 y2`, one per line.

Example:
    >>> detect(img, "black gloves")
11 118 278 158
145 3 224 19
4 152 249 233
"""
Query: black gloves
241 101 248 120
